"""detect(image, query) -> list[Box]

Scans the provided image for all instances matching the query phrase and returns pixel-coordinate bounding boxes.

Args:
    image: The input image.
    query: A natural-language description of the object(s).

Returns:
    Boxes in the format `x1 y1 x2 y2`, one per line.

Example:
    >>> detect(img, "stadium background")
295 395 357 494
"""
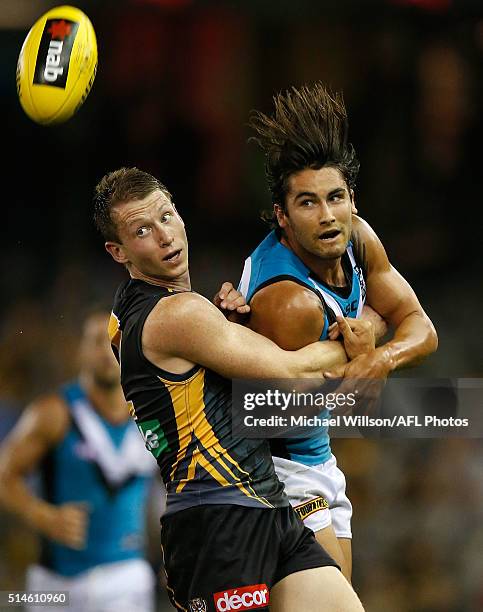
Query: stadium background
0 0 482 610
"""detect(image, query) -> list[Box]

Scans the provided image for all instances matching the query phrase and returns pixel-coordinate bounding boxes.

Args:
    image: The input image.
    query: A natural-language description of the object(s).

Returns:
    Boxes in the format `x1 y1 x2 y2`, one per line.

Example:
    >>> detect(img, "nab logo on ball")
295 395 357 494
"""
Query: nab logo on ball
17 5 97 125
33 19 79 88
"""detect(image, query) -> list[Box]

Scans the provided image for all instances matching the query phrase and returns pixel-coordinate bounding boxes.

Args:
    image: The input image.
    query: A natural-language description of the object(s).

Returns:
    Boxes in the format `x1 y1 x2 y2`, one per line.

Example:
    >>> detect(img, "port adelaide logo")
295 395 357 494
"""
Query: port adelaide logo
34 19 79 88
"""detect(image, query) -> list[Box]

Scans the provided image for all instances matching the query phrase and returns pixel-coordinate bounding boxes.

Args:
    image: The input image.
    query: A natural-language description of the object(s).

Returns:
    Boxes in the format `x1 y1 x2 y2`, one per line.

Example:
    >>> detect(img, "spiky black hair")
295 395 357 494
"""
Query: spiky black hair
248 82 359 226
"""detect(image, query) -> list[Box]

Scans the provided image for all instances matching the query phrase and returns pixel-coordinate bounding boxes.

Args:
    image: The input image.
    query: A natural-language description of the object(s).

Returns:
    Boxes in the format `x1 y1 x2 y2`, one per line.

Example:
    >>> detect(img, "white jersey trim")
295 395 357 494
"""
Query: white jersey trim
238 257 252 299
71 399 156 487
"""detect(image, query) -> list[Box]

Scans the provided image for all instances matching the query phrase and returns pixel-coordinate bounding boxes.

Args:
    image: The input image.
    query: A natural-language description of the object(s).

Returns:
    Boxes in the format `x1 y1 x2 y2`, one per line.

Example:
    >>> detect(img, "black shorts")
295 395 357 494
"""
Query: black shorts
160 504 338 612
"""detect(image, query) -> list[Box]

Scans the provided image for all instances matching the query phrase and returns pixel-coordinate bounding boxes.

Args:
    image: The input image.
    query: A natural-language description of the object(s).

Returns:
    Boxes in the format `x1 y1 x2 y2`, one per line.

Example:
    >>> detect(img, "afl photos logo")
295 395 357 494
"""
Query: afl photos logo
188 598 207 612
33 19 79 88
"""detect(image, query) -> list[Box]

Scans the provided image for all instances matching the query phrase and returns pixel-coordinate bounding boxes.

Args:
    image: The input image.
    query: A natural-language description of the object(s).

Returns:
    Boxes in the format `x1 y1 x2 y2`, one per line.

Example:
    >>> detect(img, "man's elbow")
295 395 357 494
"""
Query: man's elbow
425 317 438 355
409 311 438 360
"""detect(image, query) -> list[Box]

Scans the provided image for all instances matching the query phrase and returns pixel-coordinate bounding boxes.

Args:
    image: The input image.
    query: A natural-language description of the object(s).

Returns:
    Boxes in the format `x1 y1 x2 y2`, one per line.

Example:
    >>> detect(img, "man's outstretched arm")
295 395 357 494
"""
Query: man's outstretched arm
141 290 349 380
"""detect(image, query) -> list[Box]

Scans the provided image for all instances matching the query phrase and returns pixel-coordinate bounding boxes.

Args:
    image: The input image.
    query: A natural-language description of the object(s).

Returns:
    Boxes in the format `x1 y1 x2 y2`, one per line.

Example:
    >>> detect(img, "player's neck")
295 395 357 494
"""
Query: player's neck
281 236 346 287
79 374 129 424
309 257 346 287
129 268 191 292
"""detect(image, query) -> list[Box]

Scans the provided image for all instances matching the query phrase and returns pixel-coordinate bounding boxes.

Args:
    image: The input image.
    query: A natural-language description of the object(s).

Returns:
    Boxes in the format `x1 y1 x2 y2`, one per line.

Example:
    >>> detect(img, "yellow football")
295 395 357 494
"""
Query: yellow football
17 5 97 125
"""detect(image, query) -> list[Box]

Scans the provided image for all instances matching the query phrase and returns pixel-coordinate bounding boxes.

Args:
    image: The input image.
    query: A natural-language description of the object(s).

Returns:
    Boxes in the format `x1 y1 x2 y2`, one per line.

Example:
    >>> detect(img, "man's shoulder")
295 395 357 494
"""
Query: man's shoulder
113 279 184 332
113 278 164 310
150 290 210 317
141 291 227 364
249 280 325 348
251 280 322 316
351 215 387 274
351 215 386 252
23 393 70 442
143 291 215 338
352 215 378 240
244 232 313 302
248 229 279 258
29 393 68 415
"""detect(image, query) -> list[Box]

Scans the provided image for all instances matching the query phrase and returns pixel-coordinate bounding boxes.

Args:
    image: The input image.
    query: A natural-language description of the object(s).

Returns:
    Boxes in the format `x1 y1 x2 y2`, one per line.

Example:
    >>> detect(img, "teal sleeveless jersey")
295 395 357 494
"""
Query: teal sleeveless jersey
39 382 156 576
238 231 366 465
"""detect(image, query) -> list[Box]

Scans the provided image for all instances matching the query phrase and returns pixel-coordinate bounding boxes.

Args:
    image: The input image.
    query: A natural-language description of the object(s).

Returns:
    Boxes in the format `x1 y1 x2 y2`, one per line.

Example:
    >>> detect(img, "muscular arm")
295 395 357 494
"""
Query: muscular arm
249 281 327 350
142 291 348 378
350 215 438 373
0 397 87 549
249 280 383 362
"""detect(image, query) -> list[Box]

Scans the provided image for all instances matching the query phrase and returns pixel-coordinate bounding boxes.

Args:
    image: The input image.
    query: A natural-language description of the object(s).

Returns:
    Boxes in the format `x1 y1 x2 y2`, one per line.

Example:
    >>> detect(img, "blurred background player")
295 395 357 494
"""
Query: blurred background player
0 310 158 612
238 82 438 580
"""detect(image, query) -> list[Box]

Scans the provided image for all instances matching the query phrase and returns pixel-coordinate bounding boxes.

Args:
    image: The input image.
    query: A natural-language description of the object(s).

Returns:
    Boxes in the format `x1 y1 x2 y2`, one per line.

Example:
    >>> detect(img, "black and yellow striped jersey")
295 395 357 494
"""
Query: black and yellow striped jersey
109 279 288 515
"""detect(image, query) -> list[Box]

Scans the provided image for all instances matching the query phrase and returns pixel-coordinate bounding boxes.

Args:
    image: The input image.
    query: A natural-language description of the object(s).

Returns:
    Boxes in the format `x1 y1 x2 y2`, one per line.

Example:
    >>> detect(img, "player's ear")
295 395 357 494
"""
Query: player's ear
350 190 358 214
105 241 129 264
274 204 288 229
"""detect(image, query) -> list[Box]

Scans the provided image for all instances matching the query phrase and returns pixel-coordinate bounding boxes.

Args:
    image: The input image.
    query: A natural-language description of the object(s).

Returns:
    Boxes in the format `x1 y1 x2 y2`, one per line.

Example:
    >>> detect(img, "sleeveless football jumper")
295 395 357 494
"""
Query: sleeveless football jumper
109 278 288 515
239 230 366 466
39 382 154 576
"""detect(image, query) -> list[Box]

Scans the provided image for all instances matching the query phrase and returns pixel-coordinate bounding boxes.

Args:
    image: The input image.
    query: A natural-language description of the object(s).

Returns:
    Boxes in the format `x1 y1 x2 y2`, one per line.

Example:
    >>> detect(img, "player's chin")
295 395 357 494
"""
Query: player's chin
315 242 346 259
163 257 188 276
158 258 188 279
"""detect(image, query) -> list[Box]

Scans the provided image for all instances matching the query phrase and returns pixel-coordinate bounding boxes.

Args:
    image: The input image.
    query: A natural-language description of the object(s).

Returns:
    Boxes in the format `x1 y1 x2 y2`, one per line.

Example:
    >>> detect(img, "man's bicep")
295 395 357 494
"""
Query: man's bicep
150 293 287 379
366 265 425 327
249 282 325 350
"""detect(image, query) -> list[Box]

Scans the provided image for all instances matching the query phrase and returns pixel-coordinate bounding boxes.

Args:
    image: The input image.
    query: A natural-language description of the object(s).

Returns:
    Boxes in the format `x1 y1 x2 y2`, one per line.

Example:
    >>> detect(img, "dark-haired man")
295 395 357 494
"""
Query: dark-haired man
93 166 366 611
0 311 158 612
239 83 438 580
